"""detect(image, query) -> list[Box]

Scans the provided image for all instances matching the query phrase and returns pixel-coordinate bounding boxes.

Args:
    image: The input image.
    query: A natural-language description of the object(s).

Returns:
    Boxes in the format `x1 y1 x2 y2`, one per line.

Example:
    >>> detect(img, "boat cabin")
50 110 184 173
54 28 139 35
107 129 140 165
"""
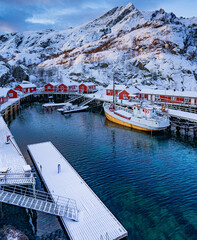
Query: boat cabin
132 105 156 119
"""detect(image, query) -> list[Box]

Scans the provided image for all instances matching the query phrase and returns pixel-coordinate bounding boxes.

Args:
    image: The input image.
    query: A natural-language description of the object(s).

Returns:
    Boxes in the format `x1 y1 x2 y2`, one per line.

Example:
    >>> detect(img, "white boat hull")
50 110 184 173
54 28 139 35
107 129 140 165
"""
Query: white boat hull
103 103 170 131
63 105 89 114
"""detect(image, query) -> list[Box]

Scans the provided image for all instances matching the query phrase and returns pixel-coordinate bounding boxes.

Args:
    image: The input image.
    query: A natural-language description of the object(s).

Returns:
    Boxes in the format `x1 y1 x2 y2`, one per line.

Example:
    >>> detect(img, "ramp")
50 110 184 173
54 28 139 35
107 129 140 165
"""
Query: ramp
79 97 95 107
0 185 78 221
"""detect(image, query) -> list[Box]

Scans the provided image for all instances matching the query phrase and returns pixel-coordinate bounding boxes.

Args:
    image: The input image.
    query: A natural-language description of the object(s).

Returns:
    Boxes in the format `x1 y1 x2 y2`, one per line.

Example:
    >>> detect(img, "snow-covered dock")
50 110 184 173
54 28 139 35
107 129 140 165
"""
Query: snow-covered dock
0 116 35 185
42 102 68 107
168 109 197 122
27 142 128 240
0 116 26 173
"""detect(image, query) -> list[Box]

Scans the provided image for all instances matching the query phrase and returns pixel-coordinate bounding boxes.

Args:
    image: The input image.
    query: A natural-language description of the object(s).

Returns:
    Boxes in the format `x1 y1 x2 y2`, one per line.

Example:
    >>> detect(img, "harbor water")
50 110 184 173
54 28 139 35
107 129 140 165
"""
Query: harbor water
3 104 197 240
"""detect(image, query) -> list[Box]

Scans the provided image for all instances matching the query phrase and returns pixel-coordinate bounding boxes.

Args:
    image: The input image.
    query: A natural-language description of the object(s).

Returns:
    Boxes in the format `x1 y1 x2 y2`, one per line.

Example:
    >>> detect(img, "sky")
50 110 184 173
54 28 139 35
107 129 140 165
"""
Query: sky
0 0 196 34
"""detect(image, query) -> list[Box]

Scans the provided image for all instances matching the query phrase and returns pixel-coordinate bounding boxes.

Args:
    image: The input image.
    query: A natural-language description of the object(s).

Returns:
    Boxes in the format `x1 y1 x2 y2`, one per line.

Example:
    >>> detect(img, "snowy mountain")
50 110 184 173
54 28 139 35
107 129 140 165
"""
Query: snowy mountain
0 2 197 90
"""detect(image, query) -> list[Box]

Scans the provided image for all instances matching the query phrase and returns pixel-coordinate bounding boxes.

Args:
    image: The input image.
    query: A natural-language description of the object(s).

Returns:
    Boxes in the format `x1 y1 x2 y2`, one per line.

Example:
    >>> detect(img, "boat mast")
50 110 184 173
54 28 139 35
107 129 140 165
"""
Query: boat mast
113 77 115 106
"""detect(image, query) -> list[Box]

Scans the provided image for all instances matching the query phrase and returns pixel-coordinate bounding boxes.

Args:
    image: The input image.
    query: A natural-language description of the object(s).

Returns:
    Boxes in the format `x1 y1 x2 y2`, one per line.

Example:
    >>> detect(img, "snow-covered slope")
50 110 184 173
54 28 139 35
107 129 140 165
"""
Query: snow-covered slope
0 3 197 90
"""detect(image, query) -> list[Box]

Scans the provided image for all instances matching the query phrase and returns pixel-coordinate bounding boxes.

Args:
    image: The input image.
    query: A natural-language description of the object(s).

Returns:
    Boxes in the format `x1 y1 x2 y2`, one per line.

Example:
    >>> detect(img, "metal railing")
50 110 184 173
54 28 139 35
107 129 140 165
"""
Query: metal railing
0 172 36 186
0 185 78 221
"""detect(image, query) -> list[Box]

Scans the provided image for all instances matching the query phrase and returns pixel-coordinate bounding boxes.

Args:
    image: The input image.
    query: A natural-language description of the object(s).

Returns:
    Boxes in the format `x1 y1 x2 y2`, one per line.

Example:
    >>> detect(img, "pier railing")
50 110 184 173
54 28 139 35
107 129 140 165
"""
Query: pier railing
0 172 36 186
0 185 78 221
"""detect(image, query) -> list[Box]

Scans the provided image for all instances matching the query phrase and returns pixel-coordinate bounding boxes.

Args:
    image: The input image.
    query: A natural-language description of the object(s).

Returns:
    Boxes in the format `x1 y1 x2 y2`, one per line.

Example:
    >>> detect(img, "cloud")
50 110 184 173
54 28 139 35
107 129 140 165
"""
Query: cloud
81 2 111 10
26 18 55 25
0 0 196 35
25 7 79 25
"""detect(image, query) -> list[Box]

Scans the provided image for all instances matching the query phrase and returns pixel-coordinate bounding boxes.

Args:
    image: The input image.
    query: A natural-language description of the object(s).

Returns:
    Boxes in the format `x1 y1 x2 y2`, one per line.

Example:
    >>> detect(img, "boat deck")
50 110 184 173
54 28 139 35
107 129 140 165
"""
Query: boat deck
27 141 128 240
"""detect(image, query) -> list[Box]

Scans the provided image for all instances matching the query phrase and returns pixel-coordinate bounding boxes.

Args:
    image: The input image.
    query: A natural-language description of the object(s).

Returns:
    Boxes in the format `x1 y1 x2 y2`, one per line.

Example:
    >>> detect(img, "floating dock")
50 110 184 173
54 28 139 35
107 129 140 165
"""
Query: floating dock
42 102 69 107
28 142 128 240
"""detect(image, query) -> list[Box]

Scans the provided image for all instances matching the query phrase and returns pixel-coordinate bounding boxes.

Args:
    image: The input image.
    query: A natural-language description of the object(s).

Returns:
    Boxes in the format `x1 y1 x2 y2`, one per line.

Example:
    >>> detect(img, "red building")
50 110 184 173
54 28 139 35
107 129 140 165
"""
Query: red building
119 87 140 100
140 89 197 105
8 89 18 99
58 83 78 92
44 83 58 92
0 88 9 105
0 88 18 105
79 83 97 94
15 83 36 93
106 85 127 96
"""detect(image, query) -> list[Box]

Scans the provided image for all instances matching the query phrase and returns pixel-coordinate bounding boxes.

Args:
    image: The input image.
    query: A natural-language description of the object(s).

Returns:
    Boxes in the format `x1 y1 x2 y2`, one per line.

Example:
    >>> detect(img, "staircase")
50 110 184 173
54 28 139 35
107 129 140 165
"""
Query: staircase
79 98 95 107
66 95 82 103
0 185 78 221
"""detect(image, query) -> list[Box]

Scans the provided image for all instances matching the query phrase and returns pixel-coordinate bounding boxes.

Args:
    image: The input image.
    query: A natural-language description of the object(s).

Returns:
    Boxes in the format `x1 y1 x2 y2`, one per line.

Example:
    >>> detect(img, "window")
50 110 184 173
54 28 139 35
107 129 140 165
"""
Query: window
47 86 51 89
184 98 189 102
123 94 127 100
171 97 176 100
9 93 13 97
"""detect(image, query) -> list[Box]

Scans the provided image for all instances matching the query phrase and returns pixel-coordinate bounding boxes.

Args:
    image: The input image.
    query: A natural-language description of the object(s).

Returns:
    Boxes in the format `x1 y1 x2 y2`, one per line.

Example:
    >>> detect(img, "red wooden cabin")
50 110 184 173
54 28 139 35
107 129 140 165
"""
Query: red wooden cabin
58 83 78 92
106 85 127 96
15 83 36 93
44 83 58 92
140 89 197 105
8 89 18 99
119 87 140 100
79 83 97 94
0 88 17 105
0 88 8 105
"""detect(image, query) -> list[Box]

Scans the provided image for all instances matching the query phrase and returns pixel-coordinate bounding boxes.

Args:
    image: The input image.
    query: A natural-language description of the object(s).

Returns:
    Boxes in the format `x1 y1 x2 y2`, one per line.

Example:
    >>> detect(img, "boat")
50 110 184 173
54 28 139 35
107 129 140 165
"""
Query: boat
57 102 89 113
103 102 170 131
103 103 170 131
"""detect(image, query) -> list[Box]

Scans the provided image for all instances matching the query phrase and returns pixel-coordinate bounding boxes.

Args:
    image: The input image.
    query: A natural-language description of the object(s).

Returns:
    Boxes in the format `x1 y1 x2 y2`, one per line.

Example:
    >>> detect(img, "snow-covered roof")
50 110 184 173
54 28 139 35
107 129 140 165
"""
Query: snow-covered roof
106 84 126 91
59 82 77 87
80 82 96 86
140 89 197 98
17 83 36 88
120 87 140 95
46 82 59 87
0 88 10 97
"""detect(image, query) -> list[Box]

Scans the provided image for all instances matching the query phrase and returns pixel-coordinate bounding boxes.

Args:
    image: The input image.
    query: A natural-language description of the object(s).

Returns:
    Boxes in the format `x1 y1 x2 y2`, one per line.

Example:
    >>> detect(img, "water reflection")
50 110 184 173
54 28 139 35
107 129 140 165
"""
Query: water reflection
6 104 197 240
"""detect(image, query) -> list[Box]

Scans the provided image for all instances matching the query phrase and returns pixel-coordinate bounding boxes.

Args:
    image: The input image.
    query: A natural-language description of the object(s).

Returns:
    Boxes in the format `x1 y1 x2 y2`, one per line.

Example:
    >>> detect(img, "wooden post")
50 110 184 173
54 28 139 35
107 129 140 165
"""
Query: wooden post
0 202 3 218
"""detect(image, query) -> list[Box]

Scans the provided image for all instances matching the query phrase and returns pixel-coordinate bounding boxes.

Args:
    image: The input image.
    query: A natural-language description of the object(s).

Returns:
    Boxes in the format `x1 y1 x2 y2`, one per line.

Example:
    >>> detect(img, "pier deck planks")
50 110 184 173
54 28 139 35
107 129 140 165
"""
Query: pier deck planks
28 141 128 240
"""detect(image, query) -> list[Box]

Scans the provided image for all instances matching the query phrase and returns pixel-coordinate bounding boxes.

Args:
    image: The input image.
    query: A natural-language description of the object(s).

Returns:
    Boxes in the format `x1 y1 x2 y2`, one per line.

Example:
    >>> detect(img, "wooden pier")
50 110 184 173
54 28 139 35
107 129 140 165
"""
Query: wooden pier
28 142 128 240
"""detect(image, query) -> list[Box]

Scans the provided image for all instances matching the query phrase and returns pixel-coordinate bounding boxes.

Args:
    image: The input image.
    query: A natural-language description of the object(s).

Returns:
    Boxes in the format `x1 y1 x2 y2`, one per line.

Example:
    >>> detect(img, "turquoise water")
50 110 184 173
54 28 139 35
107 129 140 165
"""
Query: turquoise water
6 104 197 239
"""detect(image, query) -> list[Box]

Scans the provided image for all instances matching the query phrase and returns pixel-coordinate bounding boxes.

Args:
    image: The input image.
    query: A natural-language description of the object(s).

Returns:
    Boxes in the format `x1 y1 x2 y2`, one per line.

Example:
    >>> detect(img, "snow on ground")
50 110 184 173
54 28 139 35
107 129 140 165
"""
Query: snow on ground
168 109 197 122
0 116 28 173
